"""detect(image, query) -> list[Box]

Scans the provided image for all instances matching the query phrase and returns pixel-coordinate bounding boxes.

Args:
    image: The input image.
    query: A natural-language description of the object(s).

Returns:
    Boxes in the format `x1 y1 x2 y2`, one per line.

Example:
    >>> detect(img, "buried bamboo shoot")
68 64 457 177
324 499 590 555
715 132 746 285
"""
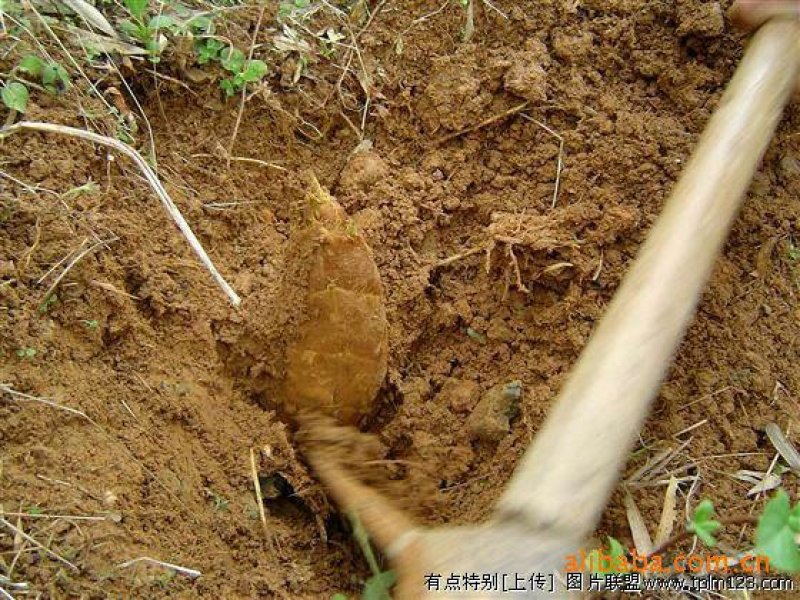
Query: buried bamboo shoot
281 176 389 426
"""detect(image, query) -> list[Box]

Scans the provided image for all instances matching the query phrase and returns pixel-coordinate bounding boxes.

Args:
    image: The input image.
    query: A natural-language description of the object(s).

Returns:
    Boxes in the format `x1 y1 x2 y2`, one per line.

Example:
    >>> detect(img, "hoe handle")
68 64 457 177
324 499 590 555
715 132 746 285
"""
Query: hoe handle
496 19 800 538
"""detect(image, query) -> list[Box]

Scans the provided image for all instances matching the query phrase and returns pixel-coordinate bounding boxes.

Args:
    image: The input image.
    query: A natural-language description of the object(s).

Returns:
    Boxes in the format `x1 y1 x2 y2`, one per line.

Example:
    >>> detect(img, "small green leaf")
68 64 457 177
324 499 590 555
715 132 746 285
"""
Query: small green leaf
585 537 629 575
219 78 237 96
187 14 213 33
755 490 800 573
465 327 486 345
26 506 44 515
148 14 176 30
18 54 45 77
788 241 799 262
362 570 395 600
688 499 722 547
330 594 347 600
240 59 268 82
2 81 28 113
607 537 629 573
38 293 58 314
124 0 148 20
694 499 714 522
277 2 293 18
117 19 141 38
41 63 70 93
789 503 800 532
145 37 164 59
195 39 221 64
219 46 245 73
15 347 36 359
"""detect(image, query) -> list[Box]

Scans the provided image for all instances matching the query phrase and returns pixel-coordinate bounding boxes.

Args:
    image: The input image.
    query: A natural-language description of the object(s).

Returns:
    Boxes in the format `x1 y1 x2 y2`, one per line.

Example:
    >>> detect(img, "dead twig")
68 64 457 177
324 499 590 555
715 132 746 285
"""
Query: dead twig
192 151 287 172
435 101 529 145
765 422 800 475
249 447 274 551
520 113 565 208
433 245 486 268
0 518 79 572
90 279 140 300
0 512 111 521
116 556 201 579
0 384 96 424
0 122 241 306
40 237 118 307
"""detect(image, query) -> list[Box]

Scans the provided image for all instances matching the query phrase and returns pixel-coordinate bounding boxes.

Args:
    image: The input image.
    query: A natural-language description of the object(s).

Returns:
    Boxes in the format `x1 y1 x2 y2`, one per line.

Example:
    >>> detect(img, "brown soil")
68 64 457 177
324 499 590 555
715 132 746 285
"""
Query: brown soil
2 0 799 597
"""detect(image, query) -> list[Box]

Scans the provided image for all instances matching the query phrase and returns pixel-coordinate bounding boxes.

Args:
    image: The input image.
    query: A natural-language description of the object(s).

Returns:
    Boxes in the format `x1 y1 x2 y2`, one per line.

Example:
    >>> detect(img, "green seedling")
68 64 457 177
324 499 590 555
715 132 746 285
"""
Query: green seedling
278 0 310 20
82 319 100 330
219 47 268 97
575 491 800 581
211 493 229 511
349 512 395 599
17 54 71 93
62 180 100 200
687 499 722 547
195 37 225 64
1 81 28 113
755 489 800 572
788 239 799 262
2 54 71 113
16 347 37 359
38 293 58 314
673 492 799 574
153 569 176 588
118 0 180 62
585 536 628 575
319 28 344 58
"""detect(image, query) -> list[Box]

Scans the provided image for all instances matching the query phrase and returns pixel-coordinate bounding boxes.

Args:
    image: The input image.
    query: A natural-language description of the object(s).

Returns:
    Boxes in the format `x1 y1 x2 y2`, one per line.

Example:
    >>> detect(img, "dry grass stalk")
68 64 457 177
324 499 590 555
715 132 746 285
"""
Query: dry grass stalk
0 122 241 306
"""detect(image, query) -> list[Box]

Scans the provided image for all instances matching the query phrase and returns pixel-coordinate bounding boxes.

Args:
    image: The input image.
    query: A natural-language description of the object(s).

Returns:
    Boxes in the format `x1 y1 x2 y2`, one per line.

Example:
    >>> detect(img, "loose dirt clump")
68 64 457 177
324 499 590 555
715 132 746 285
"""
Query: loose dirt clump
2 0 799 597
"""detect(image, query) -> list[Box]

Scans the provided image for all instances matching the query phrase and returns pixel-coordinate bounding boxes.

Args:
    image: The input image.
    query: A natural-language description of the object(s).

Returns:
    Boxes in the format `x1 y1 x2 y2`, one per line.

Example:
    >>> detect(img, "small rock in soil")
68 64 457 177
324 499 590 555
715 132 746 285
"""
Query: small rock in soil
437 378 480 414
467 381 522 442
338 148 389 193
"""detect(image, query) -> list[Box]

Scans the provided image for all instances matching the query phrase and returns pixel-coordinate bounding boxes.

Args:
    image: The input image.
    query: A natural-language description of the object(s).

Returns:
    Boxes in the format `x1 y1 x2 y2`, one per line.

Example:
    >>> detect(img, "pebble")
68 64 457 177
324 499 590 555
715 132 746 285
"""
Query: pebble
467 381 522 442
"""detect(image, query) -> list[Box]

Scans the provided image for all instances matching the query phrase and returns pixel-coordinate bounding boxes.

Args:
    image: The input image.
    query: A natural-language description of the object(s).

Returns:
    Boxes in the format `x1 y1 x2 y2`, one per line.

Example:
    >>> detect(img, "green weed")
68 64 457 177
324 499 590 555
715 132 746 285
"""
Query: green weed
1 54 70 114
586 490 800 575
349 512 395 599
15 347 37 359
38 293 58 314
278 0 311 20
218 47 268 96
1 81 28 113
788 239 799 262
686 499 722 546
18 55 70 93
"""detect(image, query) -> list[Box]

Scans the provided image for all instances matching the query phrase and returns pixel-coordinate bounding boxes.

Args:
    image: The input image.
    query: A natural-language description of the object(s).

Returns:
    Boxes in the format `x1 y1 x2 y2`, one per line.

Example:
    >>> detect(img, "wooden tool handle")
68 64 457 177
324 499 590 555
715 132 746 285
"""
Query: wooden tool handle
496 19 800 538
